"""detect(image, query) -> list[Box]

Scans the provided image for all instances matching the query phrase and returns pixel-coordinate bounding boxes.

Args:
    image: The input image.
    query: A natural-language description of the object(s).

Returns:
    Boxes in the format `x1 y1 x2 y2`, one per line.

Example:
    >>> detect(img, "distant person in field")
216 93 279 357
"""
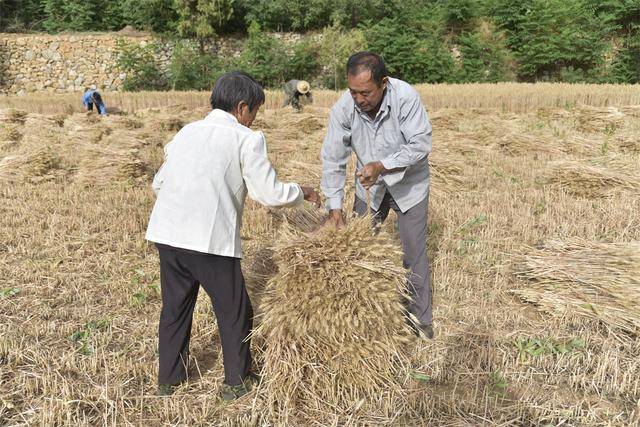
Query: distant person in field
82 86 107 116
145 71 321 399
283 79 313 111
320 52 435 339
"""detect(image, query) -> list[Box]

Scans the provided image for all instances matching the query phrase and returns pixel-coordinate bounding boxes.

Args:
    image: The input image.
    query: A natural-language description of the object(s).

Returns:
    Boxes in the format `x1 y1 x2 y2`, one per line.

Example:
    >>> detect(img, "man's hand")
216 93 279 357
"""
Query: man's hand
356 161 386 189
326 209 346 229
301 185 321 208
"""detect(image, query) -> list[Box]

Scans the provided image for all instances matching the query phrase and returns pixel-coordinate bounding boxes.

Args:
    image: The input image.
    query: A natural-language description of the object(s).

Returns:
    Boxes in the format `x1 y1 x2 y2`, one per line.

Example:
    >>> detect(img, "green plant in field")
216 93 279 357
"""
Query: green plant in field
130 269 161 307
488 370 508 396
410 371 431 382
69 320 110 356
515 337 586 363
456 214 487 235
0 288 20 297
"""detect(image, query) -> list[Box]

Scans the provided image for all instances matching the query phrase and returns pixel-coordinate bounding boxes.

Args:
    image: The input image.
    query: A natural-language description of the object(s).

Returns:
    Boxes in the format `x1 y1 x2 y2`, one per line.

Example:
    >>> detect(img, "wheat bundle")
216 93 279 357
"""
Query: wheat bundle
574 105 625 133
545 157 640 197
0 124 23 151
560 135 605 156
254 212 412 424
64 114 111 145
614 135 640 153
429 149 466 192
75 147 145 187
496 132 562 156
0 108 28 125
0 146 60 182
512 238 640 334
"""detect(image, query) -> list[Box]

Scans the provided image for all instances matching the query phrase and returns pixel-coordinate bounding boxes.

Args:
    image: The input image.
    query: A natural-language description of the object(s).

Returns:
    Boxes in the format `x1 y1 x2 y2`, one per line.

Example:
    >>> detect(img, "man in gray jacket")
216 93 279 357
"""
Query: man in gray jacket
283 79 313 111
321 52 434 339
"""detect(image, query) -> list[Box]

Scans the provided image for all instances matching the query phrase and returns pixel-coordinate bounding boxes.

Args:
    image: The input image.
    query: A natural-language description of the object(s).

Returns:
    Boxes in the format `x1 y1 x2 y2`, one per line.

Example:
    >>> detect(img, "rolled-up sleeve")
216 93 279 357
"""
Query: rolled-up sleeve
321 105 352 210
380 91 432 170
241 132 303 208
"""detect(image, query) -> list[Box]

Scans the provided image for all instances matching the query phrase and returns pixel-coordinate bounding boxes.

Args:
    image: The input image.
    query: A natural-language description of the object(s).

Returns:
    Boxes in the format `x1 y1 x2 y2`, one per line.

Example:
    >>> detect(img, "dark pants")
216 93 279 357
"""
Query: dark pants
354 192 432 325
156 244 253 387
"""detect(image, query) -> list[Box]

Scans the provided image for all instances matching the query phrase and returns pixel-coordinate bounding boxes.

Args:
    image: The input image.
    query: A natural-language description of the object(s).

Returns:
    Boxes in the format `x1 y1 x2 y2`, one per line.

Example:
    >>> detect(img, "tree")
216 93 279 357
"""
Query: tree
175 0 234 52
319 23 366 89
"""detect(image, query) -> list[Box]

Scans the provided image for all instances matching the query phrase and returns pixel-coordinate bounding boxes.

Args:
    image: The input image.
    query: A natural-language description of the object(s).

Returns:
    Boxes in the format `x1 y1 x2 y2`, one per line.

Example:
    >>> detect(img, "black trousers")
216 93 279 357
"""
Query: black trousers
156 244 253 387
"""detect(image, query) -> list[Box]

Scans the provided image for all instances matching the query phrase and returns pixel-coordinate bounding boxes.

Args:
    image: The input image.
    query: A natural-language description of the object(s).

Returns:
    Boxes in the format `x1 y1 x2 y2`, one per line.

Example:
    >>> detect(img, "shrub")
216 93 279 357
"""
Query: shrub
115 40 167 91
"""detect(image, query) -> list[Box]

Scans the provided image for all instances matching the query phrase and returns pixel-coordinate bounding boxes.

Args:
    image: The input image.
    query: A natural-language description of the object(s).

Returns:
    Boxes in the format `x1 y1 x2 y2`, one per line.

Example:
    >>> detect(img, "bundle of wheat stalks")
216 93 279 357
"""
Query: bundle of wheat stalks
0 146 59 182
512 238 640 334
253 210 413 424
545 157 640 197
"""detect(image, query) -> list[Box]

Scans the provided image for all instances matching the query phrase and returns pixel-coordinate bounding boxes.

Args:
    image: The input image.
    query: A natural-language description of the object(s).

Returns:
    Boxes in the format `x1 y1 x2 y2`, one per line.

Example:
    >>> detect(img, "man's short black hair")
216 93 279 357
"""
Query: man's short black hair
346 52 388 86
210 71 265 112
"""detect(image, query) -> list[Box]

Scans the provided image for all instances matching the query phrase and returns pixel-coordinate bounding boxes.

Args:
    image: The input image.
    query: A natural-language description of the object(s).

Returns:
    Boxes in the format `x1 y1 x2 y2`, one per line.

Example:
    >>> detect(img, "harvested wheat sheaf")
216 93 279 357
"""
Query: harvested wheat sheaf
0 108 28 125
253 212 413 425
75 147 145 187
545 157 640 197
0 146 60 182
512 238 640 334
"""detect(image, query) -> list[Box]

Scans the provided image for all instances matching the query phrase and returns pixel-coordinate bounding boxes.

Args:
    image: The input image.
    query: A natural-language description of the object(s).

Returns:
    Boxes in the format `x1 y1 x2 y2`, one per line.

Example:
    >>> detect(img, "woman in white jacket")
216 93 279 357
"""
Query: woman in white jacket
146 71 320 400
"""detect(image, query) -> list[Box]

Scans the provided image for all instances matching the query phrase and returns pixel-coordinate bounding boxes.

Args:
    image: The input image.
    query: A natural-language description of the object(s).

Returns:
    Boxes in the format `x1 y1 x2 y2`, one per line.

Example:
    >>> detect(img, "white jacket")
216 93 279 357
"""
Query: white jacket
145 109 303 258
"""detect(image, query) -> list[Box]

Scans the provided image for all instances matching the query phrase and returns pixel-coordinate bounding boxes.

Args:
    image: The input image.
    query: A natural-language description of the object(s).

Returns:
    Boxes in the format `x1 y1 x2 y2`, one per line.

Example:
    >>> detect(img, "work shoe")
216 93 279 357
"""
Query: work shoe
220 372 260 401
157 383 177 396
405 312 435 340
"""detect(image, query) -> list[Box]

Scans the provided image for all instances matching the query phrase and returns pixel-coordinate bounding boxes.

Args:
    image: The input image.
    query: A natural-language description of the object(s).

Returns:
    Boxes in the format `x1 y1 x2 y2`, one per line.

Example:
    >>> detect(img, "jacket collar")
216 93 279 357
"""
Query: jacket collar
205 109 239 124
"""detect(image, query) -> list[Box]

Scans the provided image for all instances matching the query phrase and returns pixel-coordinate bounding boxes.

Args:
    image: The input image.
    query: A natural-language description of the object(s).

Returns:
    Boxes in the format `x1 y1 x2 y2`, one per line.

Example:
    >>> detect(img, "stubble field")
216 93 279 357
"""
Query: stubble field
1 84 639 425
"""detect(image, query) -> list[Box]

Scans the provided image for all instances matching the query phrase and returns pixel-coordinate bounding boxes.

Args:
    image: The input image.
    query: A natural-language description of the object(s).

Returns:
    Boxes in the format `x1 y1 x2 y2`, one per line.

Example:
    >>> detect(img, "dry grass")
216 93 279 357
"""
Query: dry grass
2 83 640 115
545 156 640 198
1 85 640 425
513 238 640 334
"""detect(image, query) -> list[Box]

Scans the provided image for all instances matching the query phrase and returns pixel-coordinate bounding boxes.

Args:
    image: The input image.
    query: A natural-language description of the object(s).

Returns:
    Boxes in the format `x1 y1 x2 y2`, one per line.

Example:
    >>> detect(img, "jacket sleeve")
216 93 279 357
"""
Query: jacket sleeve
241 131 303 208
320 105 351 210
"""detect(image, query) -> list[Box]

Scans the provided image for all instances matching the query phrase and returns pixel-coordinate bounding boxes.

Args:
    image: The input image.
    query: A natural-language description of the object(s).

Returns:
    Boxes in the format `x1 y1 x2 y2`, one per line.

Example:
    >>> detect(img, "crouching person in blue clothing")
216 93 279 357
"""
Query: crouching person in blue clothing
145 71 321 400
82 86 107 115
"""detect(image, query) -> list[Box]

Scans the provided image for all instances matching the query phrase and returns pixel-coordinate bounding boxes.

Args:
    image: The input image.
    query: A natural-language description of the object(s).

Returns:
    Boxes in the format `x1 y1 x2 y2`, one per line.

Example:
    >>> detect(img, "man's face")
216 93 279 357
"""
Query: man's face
347 71 387 114
237 102 261 128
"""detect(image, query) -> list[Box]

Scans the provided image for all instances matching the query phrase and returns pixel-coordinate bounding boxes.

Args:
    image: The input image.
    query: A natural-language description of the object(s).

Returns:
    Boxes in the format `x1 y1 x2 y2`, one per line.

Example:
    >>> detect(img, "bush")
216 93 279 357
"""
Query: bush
319 24 366 89
115 40 167 91
234 22 289 87
363 16 455 84
168 41 228 90
457 22 515 83
288 38 322 81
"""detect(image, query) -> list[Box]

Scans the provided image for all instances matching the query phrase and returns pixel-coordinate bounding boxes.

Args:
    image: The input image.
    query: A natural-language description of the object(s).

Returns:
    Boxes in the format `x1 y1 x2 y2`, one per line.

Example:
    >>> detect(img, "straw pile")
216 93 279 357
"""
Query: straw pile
75 146 145 187
544 157 640 197
0 146 60 182
574 105 625 133
512 238 640 334
496 132 561 156
0 108 28 125
429 149 466 192
254 211 413 424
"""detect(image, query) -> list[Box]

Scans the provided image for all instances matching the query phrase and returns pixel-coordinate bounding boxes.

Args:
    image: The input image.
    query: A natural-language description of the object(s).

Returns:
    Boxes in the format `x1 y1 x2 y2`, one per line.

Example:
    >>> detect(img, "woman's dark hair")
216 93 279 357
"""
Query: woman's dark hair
210 71 265 112
346 52 388 86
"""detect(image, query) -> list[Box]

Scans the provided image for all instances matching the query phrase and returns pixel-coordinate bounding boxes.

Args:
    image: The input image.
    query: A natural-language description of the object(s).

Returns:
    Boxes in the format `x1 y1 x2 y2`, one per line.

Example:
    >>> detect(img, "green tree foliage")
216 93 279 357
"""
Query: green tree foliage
457 22 515 82
234 21 289 87
119 0 179 34
175 0 234 50
362 8 456 84
319 23 366 89
492 0 613 81
0 0 46 32
609 26 640 83
43 0 98 32
115 39 167 90
168 41 227 90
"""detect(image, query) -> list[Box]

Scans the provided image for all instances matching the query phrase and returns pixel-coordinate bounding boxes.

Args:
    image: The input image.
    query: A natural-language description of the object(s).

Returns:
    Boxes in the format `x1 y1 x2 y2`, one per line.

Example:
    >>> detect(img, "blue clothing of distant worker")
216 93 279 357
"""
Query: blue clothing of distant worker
82 88 107 115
